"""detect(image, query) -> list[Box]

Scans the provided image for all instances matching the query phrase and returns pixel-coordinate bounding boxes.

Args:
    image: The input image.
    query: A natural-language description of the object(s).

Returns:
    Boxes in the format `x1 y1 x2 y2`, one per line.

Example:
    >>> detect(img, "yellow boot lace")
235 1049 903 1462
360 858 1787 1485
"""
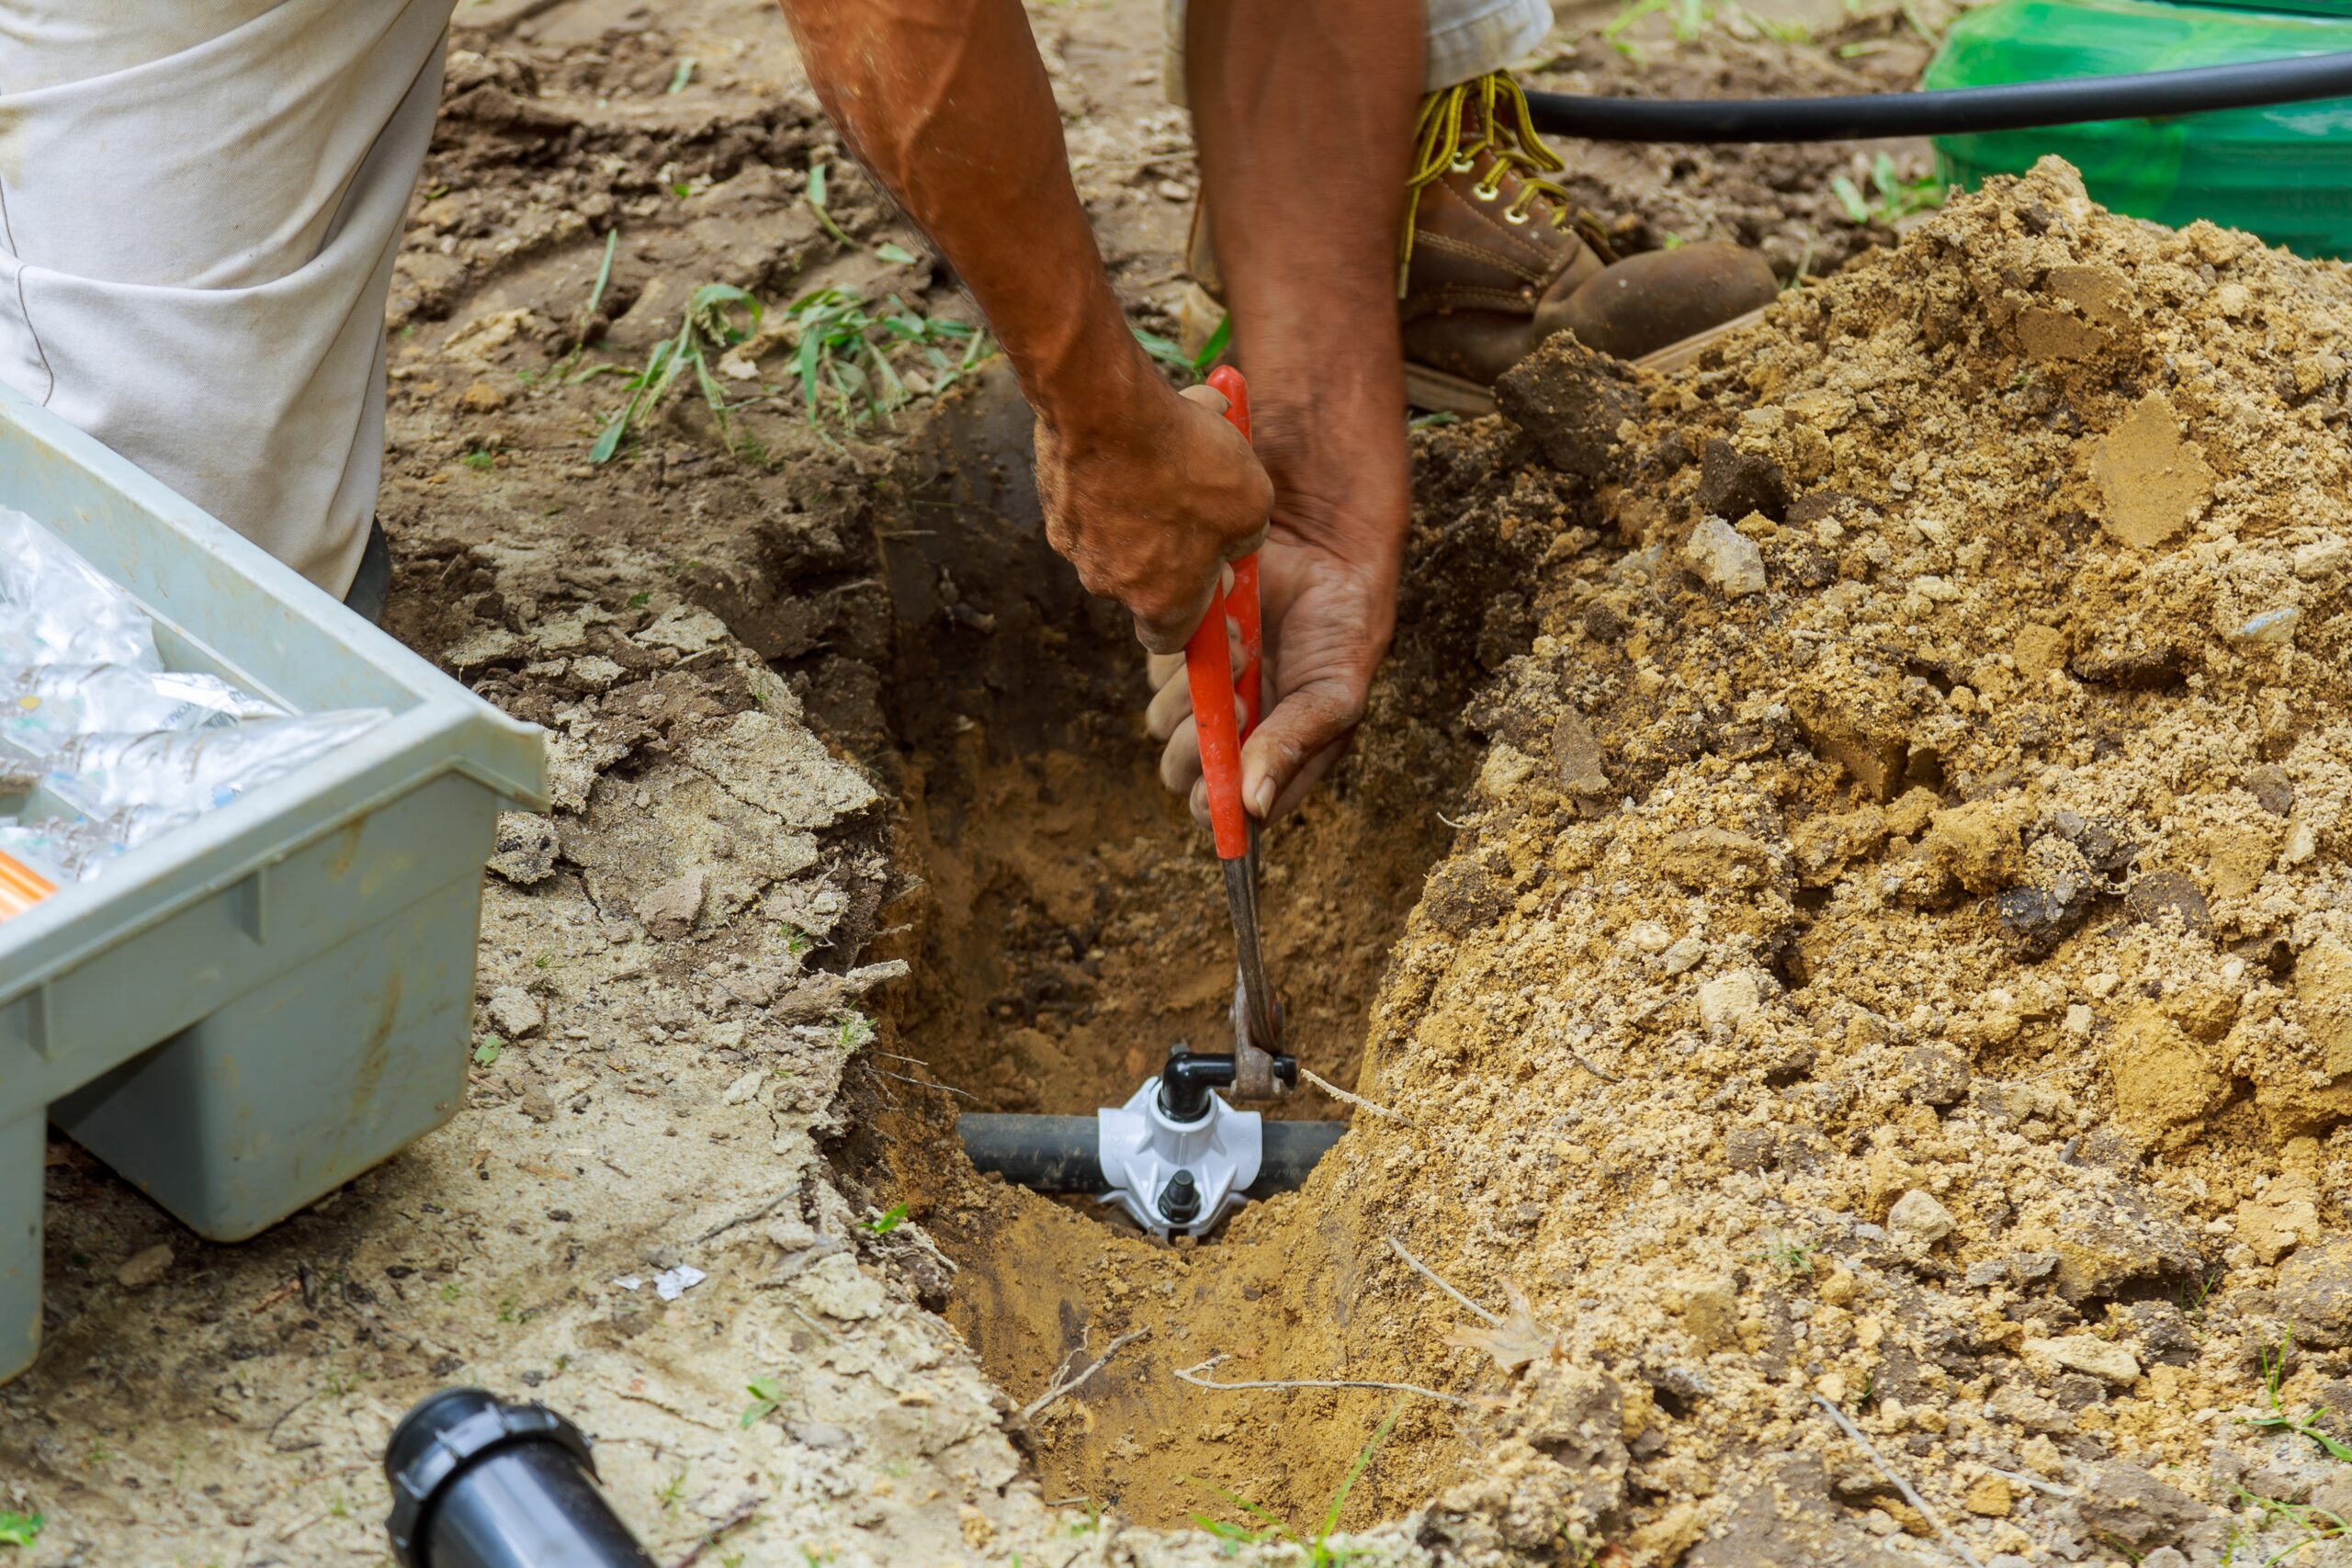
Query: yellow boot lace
1400 73 1616 296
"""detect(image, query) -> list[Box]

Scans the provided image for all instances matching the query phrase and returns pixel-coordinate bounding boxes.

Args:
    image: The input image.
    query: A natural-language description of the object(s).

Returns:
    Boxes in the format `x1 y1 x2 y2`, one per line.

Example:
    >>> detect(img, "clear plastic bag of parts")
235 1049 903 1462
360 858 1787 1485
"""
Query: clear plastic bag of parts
0 506 389 910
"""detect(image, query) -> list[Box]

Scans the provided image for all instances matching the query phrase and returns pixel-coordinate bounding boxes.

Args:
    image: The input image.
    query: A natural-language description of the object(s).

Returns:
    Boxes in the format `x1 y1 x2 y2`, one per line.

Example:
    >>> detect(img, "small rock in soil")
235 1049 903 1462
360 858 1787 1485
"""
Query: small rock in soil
2276 1240 2352 1348
487 810 559 885
116 1245 174 1291
2246 763 2297 817
1694 438 1791 523
1683 515 1768 598
2124 871 2211 935
1887 1190 1955 1246
1491 333 1645 481
484 986 544 1038
2074 1462 2209 1552
2025 1333 2140 1386
636 867 707 940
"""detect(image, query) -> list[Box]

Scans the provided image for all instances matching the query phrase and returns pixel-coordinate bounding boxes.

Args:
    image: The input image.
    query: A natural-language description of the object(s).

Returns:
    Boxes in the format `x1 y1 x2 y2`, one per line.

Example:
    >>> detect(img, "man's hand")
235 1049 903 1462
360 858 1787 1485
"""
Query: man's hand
1036 380 1271 655
1144 454 1406 823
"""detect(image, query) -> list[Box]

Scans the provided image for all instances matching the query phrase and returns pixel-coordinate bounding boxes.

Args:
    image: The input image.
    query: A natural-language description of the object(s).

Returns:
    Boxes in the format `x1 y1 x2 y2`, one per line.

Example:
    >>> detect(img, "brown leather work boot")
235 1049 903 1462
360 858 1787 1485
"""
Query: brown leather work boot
1178 73 1780 415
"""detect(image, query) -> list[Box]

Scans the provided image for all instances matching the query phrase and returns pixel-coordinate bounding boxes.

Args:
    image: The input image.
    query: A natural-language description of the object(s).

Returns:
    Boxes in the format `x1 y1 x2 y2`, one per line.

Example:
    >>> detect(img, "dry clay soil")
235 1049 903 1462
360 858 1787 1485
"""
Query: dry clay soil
12 3 2348 1567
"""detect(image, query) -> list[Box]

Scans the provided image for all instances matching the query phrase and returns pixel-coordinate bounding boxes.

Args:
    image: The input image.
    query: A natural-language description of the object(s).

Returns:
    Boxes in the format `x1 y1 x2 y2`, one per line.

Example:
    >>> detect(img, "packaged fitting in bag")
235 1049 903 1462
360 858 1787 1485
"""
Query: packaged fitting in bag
40 710 388 840
0 507 388 912
0 506 159 671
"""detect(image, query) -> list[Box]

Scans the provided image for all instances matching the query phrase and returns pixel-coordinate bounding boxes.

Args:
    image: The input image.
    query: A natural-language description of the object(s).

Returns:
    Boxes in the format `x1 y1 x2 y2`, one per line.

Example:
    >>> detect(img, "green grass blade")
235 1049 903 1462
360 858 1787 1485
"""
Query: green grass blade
1189 313 1232 375
1317 1400 1406 1546
586 229 619 319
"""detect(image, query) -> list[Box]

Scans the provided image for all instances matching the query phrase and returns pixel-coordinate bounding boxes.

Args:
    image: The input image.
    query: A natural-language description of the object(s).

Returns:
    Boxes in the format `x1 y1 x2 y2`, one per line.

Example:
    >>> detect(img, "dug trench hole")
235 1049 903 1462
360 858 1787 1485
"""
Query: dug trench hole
825 368 1504 1532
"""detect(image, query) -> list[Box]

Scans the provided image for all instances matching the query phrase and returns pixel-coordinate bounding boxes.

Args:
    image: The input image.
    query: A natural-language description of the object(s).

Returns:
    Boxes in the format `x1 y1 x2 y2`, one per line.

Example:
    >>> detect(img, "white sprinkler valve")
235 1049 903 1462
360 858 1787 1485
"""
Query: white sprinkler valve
1097 1075 1262 1237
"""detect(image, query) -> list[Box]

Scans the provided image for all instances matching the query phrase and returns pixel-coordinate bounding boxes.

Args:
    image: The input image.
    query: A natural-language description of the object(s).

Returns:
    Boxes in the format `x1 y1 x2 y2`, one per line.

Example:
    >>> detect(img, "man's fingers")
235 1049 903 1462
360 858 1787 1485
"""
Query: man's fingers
1177 383 1231 419
1238 683 1363 821
1146 672 1193 742
1144 649 1186 692
1159 713 1203 797
1130 572 1220 657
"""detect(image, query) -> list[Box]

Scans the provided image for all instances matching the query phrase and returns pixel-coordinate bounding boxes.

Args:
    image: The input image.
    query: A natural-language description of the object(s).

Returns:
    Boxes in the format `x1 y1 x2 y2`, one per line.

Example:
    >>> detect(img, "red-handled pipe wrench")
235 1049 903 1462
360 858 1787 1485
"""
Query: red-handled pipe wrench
1182 367 1292 1102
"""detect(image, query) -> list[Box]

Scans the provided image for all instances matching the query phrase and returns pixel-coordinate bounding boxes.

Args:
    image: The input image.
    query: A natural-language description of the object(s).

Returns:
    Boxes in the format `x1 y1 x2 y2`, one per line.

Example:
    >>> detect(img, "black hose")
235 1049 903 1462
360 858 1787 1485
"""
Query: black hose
959 1113 1346 1197
1523 51 2352 143
385 1389 655 1568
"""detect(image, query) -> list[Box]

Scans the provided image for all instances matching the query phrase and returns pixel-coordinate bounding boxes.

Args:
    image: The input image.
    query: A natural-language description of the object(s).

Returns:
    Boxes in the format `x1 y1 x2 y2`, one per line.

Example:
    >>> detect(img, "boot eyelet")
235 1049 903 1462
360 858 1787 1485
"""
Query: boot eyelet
1503 209 1532 224
1472 182 1502 202
1450 155 1477 174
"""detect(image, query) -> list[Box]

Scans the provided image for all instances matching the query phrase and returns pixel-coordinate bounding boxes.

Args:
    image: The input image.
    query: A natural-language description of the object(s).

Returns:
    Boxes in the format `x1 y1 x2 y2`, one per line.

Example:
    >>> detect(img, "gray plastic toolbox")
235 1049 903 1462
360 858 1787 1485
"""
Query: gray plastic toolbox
0 381 547 1382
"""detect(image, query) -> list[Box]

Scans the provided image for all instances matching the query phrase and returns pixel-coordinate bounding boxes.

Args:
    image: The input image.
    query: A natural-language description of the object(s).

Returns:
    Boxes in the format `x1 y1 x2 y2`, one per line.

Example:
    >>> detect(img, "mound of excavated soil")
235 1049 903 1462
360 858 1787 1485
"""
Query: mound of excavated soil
953 158 2352 1564
1339 156 2352 1562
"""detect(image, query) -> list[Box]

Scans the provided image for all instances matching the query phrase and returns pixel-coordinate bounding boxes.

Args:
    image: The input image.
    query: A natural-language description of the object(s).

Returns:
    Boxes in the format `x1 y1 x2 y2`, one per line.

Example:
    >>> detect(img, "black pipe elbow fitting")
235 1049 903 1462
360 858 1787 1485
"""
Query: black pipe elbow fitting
385 1388 657 1568
1158 1047 1298 1122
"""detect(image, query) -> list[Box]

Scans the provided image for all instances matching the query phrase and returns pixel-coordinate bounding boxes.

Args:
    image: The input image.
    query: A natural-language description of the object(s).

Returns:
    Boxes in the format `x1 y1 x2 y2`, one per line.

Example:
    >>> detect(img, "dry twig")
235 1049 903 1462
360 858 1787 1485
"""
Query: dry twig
1021 1327 1150 1420
1811 1395 1984 1568
1174 1354 1471 1407
1385 1235 1502 1327
670 1497 767 1568
1300 1066 1418 1127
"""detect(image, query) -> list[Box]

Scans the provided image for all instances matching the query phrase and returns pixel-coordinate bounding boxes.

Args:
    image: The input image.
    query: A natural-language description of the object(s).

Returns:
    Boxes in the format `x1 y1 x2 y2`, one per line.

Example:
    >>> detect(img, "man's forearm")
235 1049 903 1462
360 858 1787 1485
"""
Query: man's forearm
1183 0 1422 542
776 0 1154 442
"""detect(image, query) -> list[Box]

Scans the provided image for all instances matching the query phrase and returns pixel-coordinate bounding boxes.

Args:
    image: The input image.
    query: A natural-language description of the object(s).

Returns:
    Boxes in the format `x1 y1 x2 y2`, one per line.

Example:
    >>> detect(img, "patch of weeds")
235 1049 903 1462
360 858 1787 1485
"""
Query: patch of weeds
779 287 993 430
588 283 762 463
460 448 497 472
741 1376 784 1428
0 1512 40 1548
656 1468 689 1513
1133 318 1229 385
497 1295 521 1325
833 1013 875 1051
779 924 811 956
666 57 696 95
1184 1401 1405 1565
861 1203 909 1235
472 1035 503 1068
876 242 920 266
439 1280 464 1304
1408 412 1459 431
628 591 651 608
2230 1483 2348 1563
1605 0 1805 63
2244 1336 2352 1462
1832 153 1944 228
1749 1238 1815 1278
85 1438 114 1470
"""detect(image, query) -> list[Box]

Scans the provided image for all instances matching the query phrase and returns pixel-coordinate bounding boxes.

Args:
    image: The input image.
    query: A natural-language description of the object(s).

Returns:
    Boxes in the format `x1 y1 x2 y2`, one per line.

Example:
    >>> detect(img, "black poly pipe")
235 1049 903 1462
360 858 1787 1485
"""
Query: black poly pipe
384 1389 655 1568
1523 51 2352 143
959 1113 1347 1197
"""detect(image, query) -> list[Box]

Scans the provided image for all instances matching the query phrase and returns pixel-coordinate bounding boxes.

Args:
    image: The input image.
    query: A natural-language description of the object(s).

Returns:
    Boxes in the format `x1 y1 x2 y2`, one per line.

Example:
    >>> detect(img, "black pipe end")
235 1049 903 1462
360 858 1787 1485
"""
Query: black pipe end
384 1388 597 1567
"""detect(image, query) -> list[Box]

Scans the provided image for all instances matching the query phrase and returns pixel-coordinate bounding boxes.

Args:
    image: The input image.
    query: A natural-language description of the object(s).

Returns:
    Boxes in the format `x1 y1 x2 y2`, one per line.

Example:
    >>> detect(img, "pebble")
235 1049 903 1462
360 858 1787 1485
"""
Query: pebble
1887 1189 1955 1246
636 868 707 941
1697 969 1762 1029
1624 919 1672 954
1683 516 1767 598
485 986 544 1039
2025 1332 2141 1385
116 1244 175 1291
1661 935 1706 975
